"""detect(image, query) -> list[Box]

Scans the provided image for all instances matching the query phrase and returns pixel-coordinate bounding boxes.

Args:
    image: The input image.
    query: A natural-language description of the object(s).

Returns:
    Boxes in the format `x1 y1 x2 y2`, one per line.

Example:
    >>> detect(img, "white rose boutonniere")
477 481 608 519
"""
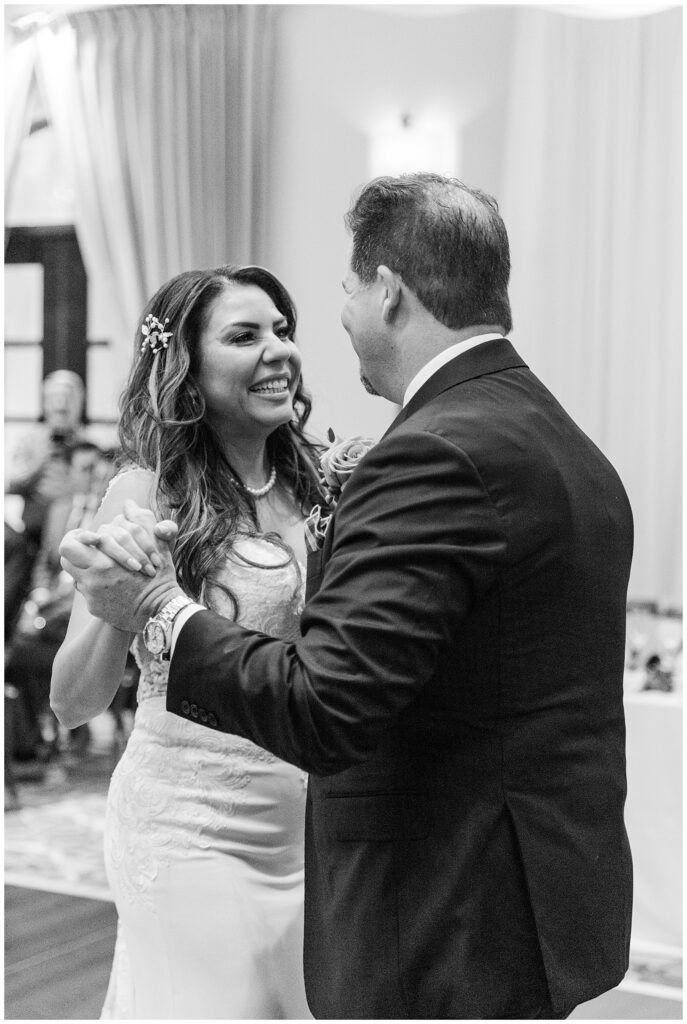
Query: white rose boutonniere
304 429 376 553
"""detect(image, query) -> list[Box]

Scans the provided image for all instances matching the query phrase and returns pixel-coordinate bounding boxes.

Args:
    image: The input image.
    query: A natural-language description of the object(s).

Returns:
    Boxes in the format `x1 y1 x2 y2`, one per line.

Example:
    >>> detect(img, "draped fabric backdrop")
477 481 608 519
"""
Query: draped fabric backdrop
22 4 274 356
4 35 37 220
502 6 681 606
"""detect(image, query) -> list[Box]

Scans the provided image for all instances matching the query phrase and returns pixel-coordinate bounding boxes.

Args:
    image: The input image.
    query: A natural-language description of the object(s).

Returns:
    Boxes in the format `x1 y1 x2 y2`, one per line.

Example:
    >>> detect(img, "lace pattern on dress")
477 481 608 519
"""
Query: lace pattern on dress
106 533 307 911
105 715 283 911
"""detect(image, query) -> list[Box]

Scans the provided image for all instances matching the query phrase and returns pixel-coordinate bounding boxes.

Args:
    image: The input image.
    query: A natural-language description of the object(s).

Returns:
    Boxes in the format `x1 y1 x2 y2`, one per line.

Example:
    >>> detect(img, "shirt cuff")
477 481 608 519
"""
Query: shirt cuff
170 603 206 657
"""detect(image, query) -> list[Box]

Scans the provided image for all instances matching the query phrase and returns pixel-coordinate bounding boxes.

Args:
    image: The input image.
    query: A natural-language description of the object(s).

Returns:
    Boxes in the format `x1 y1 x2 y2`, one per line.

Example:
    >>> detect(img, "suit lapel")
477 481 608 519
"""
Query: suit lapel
383 337 527 438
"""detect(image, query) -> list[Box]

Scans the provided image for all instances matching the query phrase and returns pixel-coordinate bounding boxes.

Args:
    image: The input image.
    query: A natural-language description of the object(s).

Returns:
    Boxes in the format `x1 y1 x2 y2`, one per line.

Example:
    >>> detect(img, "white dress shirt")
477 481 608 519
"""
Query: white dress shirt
402 333 505 407
171 601 205 655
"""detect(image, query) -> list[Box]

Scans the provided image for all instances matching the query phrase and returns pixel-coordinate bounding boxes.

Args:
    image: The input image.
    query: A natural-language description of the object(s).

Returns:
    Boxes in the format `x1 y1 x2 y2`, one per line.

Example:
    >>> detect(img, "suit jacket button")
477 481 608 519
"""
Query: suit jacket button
190 703 199 718
199 709 208 723
181 700 190 715
208 713 217 727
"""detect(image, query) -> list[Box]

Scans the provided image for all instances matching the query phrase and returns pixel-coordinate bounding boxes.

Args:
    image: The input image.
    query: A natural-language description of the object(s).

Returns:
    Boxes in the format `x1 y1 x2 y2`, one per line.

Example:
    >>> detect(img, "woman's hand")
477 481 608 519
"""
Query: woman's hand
61 502 179 576
59 501 182 633
89 515 162 576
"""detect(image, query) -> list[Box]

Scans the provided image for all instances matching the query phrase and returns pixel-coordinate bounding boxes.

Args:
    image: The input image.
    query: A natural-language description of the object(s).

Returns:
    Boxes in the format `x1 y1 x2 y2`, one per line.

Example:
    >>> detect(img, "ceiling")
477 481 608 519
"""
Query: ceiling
5 1 677 31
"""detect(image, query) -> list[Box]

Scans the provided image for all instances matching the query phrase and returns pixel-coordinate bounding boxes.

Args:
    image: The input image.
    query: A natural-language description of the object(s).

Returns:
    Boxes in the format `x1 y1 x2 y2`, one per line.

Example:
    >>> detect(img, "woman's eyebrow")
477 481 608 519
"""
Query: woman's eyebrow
228 317 288 329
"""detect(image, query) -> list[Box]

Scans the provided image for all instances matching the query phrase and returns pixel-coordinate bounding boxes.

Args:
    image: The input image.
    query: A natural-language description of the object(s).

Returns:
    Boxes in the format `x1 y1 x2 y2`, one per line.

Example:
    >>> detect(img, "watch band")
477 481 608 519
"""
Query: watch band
157 594 195 629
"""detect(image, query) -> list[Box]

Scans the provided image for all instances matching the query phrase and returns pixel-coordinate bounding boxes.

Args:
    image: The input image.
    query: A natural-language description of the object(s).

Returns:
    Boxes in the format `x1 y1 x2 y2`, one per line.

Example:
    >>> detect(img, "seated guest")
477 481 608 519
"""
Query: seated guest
6 442 102 764
28 442 102 607
5 370 88 555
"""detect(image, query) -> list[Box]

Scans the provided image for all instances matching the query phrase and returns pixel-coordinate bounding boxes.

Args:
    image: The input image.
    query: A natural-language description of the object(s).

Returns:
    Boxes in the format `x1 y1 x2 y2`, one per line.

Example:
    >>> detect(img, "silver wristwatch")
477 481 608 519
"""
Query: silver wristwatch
142 594 195 660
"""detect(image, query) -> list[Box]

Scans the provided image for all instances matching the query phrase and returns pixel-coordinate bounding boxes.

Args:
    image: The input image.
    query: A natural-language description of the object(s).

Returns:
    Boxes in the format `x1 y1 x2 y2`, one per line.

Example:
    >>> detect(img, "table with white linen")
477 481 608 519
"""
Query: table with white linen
623 690 682 954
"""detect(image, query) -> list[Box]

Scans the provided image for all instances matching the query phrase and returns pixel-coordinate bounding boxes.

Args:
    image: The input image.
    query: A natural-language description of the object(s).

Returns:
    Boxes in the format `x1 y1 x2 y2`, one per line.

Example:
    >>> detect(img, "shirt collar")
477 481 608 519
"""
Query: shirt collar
402 333 506 407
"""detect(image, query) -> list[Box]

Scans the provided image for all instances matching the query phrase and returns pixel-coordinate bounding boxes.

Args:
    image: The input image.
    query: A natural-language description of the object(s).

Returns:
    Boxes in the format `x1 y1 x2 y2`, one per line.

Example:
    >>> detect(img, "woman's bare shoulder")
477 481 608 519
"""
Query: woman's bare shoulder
95 466 158 524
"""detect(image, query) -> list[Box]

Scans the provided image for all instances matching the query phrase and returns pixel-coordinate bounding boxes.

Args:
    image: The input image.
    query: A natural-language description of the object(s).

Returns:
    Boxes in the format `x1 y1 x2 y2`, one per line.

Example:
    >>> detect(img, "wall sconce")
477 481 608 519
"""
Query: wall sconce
369 113 457 178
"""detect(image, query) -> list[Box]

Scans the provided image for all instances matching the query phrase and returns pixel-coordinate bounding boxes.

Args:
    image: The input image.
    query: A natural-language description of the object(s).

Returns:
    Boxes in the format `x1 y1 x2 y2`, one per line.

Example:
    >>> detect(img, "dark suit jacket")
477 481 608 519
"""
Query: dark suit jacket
167 339 633 1019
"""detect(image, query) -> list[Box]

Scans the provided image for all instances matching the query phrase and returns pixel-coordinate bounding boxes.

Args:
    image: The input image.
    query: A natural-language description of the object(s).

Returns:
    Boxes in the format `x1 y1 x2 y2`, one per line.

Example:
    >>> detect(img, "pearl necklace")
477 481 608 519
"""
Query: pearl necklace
238 465 277 498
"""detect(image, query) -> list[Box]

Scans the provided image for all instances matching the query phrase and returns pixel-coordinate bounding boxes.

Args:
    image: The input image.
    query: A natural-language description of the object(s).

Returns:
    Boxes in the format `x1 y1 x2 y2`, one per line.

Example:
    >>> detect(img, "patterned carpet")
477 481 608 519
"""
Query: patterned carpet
5 787 111 901
5 717 682 1010
5 714 117 900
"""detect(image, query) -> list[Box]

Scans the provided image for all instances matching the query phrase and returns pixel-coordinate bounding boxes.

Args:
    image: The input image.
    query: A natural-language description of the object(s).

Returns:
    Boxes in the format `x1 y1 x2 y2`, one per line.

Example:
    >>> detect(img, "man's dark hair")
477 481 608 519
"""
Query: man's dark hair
345 172 513 334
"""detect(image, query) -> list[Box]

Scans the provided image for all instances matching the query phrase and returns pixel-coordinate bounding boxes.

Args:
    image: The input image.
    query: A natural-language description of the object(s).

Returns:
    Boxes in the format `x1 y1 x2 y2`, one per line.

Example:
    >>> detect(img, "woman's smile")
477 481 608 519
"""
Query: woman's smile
249 374 292 397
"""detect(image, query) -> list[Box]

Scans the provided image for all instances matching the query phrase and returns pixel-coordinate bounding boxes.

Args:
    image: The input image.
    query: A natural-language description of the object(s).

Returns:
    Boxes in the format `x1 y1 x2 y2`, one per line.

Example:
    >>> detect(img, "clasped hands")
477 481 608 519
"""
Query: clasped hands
59 501 184 633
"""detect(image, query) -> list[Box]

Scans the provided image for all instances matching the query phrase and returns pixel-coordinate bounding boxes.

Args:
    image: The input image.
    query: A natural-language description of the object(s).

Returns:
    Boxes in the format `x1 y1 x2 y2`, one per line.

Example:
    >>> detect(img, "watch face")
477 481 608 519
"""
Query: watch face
143 620 166 656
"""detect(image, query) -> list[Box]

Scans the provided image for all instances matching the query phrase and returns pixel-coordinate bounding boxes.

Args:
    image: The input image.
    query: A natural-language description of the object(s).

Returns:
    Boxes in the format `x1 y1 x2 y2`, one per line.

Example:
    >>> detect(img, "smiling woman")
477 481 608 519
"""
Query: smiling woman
111 263 322 598
48 263 324 1018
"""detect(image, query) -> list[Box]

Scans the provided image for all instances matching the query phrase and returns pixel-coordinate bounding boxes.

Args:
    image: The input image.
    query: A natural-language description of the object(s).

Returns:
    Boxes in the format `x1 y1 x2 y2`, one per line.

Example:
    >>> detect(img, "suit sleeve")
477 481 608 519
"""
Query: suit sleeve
167 429 507 773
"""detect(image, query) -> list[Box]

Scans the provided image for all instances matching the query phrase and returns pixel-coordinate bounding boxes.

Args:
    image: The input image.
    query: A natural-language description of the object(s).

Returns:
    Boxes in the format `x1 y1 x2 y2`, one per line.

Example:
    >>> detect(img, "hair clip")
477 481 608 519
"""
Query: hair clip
140 313 173 355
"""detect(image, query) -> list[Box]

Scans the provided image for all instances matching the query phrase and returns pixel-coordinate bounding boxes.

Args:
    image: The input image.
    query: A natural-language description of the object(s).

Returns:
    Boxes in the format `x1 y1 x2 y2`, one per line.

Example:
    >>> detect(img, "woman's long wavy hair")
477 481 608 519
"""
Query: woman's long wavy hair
118 265 324 602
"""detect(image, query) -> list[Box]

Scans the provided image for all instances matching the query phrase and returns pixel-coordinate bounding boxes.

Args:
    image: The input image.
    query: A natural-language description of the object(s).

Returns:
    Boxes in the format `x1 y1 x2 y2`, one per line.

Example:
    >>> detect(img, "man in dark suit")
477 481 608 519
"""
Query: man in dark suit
61 173 633 1019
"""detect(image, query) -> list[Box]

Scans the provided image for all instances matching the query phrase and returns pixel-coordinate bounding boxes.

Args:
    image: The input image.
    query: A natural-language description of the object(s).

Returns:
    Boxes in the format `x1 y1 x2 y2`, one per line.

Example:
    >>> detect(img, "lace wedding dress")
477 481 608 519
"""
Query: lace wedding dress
100 534 311 1019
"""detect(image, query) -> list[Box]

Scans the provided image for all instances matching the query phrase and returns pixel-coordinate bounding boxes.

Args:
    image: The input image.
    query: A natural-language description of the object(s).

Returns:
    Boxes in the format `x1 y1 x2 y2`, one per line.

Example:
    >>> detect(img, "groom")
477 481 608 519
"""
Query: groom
61 173 634 1019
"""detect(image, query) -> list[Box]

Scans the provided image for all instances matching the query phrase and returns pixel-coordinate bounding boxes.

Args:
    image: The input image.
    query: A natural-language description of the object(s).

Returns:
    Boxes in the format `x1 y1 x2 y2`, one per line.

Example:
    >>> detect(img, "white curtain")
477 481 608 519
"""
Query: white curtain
502 6 682 606
4 34 38 217
33 4 274 357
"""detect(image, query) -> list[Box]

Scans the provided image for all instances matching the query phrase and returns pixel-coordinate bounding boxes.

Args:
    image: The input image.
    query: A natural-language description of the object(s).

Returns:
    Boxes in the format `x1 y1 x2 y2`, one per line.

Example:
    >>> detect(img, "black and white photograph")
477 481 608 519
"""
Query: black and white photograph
4 2 681 1020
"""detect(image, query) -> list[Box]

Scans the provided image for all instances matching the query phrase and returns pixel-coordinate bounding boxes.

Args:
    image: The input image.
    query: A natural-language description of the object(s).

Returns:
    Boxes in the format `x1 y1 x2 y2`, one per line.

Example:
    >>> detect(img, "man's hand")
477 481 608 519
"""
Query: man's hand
59 501 183 632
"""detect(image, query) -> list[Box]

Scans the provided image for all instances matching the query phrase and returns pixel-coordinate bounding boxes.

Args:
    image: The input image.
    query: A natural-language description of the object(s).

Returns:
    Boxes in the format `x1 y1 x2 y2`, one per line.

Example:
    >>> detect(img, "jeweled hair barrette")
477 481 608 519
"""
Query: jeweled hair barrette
140 313 173 355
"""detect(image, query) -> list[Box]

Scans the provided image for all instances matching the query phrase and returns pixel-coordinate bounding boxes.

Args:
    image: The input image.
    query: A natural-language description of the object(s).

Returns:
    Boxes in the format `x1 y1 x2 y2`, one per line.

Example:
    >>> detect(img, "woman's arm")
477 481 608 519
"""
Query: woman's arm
50 469 158 728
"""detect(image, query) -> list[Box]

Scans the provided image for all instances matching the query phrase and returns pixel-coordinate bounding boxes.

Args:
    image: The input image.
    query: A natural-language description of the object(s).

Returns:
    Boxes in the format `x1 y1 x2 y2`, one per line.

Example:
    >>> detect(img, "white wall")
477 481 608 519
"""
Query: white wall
265 4 516 442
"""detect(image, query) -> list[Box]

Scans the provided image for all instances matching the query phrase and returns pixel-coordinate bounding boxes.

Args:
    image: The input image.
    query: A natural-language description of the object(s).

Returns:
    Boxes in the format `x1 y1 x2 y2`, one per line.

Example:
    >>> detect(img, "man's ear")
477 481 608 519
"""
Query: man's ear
377 265 402 323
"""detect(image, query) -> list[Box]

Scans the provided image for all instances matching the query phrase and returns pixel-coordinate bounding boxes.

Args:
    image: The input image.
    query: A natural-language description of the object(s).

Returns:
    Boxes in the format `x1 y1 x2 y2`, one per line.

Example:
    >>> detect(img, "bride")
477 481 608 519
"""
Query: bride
50 265 322 1019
